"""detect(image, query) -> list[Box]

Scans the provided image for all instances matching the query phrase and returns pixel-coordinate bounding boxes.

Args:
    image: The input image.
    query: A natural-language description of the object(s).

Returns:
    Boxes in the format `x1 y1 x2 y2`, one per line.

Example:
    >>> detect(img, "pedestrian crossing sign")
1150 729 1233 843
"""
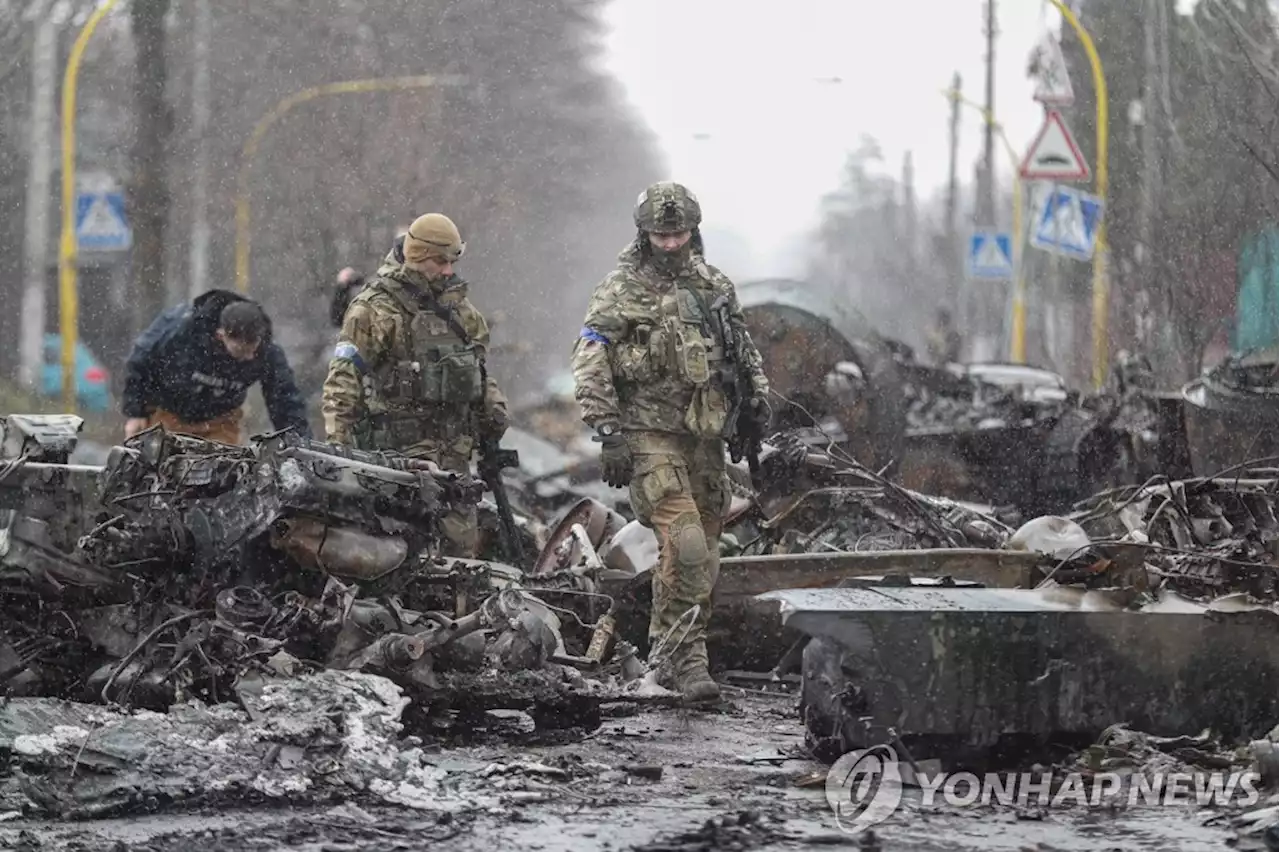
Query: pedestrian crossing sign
1030 185 1104 262
75 190 132 252
967 230 1014 280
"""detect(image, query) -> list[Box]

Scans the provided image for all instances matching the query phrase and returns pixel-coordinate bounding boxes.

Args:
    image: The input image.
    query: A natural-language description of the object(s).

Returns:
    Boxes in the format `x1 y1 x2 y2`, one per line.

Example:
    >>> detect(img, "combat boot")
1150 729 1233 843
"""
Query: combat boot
656 640 720 704
673 658 721 704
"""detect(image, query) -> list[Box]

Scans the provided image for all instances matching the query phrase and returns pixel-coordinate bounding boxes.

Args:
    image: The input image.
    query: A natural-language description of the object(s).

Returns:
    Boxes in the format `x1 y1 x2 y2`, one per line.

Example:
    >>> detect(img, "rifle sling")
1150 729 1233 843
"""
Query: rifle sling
677 281 726 355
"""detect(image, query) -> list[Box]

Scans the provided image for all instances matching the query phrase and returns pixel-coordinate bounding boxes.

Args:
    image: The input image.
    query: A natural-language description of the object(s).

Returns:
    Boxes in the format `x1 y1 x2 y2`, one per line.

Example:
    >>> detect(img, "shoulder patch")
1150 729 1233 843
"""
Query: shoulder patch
332 341 367 373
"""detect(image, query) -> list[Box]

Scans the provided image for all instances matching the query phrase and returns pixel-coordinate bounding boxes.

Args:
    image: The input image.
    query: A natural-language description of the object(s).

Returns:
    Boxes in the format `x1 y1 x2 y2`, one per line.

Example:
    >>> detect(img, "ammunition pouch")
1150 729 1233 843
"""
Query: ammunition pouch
381 346 484 406
668 318 711 386
612 324 669 384
683 384 728 437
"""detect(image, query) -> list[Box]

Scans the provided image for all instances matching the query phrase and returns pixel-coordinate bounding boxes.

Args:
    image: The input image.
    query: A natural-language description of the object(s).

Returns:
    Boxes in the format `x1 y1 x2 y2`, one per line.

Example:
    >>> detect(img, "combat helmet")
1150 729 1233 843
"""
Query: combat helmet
634 181 702 234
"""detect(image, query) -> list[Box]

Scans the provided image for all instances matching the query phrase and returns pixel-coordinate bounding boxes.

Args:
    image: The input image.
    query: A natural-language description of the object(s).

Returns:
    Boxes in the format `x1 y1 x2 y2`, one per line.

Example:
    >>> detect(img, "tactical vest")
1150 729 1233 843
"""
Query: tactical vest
361 280 485 449
613 264 730 438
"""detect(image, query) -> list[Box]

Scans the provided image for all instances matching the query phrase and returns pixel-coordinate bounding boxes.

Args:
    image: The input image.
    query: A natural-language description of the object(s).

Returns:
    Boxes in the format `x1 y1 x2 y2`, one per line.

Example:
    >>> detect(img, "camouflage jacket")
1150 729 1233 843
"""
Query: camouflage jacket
321 249 508 456
571 243 768 437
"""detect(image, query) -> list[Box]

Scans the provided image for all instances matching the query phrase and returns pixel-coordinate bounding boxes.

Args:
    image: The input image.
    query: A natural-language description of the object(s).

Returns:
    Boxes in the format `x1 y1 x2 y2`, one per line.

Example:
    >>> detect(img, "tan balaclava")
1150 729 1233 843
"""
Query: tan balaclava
402 213 465 274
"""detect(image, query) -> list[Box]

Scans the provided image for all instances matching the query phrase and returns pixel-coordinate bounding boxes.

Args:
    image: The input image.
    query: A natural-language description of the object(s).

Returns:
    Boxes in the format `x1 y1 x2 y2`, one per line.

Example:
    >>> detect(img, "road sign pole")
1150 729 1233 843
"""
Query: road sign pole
1010 176 1026 363
943 87 1025 362
59 0 121 413
1047 0 1109 389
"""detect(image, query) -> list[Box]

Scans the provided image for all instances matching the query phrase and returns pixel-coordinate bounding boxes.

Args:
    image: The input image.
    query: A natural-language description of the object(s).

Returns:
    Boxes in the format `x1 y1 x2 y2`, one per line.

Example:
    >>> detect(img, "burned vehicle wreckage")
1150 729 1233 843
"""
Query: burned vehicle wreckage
0 414 642 729
737 278 1189 516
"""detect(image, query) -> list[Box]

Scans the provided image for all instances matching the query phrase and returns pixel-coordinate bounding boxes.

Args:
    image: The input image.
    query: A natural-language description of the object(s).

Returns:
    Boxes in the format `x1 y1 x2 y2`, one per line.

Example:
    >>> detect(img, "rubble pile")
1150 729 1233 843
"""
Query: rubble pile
1065 469 1279 601
0 415 649 738
898 360 1064 434
2 404 1277 844
0 670 509 818
737 428 1015 556
1062 721 1277 782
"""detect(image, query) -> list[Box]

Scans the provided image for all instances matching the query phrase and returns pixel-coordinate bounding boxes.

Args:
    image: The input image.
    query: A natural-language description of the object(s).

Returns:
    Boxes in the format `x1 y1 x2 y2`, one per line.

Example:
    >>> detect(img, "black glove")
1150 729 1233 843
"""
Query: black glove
747 393 773 433
592 422 632 488
479 409 508 441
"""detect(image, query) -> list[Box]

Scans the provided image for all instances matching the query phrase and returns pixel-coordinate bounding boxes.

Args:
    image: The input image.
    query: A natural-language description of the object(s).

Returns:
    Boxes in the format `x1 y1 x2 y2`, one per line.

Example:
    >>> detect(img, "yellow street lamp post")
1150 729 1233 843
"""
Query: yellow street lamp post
58 0 122 413
943 88 1027 363
1047 0 1109 389
234 75 461 294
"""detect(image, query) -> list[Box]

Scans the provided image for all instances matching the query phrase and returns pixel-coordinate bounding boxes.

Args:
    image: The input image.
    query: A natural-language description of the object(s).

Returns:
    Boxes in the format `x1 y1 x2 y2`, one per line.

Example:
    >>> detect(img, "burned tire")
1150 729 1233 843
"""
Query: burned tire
799 635 867 763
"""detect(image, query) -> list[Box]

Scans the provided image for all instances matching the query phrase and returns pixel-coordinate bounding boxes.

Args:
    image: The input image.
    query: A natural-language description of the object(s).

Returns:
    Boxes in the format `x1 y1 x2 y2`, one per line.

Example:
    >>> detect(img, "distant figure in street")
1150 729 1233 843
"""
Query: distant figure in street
330 266 366 328
121 289 311 444
926 308 964 366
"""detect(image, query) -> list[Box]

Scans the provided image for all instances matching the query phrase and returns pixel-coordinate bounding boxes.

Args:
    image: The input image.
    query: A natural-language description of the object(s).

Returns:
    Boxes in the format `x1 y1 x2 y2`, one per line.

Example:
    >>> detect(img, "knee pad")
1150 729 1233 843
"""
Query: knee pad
670 511 707 568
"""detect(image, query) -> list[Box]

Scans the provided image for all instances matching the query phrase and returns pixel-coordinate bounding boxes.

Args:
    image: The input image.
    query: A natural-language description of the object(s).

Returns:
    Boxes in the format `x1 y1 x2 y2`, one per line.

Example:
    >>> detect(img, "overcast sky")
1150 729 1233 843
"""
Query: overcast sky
602 0 1069 278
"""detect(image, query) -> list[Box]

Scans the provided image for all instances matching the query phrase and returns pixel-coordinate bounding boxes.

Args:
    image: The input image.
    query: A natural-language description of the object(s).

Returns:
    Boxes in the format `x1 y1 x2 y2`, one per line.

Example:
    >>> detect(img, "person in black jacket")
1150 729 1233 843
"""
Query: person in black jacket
121 289 311 444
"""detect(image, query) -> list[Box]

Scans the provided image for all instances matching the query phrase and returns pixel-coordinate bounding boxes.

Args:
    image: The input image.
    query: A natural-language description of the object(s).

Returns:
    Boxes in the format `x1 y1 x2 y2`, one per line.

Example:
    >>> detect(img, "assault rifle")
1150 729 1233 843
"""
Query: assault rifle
477 437 526 568
709 294 763 487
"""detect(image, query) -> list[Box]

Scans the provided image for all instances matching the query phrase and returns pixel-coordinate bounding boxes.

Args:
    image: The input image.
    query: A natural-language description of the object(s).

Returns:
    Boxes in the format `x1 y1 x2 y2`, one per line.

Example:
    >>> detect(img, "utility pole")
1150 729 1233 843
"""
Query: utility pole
21 6 57 390
981 0 998 226
978 0 999 348
945 72 962 316
1138 0 1161 367
187 0 211 299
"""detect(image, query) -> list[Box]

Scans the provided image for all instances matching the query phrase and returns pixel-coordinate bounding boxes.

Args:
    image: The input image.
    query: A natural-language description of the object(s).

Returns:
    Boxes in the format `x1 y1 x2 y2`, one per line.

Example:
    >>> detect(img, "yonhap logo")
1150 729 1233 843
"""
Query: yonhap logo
823 742 1261 835
825 744 904 834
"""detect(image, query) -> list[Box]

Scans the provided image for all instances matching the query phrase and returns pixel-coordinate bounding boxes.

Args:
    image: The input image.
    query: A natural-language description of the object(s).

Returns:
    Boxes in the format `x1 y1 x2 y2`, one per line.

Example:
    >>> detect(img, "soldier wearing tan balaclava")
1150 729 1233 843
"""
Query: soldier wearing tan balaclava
321 213 509 558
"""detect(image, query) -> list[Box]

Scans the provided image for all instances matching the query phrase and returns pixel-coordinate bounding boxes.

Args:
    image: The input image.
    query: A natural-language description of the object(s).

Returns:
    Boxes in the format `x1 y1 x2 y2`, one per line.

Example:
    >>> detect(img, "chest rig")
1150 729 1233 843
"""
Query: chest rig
616 263 729 437
363 281 485 448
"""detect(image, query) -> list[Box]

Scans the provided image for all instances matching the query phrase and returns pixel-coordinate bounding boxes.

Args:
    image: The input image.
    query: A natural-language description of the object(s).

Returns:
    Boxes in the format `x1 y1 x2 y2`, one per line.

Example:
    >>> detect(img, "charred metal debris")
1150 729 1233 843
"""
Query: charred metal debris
2 398 1276 813
0 414 660 729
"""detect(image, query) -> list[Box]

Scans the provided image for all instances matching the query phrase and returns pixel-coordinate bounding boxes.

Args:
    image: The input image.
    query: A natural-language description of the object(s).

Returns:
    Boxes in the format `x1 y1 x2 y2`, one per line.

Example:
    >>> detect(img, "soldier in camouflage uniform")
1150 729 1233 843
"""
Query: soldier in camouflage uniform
321 213 509 558
571 182 771 703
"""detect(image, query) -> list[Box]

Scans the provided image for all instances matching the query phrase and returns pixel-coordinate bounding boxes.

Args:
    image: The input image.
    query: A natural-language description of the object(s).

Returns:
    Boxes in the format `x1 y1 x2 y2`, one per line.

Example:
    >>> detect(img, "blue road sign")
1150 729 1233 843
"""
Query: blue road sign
1030 185 1103 262
75 190 132 252
967 230 1014 280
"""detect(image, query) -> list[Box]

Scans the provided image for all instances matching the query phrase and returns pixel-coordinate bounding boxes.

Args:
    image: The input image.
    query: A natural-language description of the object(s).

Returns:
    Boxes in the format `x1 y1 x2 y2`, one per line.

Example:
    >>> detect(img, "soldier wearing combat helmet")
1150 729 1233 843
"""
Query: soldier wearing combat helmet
570 182 771 703
321 213 509 558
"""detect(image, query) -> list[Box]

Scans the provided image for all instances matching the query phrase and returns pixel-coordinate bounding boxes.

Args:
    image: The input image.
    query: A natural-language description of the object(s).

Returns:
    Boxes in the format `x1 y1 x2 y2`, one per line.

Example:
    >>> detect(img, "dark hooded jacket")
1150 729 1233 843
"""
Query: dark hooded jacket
121 289 310 436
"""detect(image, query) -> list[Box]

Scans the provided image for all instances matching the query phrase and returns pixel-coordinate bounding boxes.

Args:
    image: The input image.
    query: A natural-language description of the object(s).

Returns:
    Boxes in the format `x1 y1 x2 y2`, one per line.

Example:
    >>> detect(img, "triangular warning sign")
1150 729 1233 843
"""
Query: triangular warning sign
1019 109 1090 182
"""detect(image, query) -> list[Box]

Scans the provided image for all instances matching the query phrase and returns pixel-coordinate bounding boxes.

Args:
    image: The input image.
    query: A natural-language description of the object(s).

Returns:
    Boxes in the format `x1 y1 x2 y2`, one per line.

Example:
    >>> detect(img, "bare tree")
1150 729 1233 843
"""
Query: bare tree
2 0 662 417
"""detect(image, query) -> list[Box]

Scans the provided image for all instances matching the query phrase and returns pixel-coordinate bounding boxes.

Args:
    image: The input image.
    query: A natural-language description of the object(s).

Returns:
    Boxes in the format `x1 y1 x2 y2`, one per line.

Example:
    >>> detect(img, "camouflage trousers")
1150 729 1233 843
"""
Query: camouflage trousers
402 438 478 560
626 431 731 673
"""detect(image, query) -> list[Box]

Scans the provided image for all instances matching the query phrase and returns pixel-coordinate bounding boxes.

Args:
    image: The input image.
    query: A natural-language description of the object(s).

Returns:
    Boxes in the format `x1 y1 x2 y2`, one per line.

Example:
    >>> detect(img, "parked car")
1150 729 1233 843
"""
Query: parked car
41 334 110 413
962 362 1072 405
